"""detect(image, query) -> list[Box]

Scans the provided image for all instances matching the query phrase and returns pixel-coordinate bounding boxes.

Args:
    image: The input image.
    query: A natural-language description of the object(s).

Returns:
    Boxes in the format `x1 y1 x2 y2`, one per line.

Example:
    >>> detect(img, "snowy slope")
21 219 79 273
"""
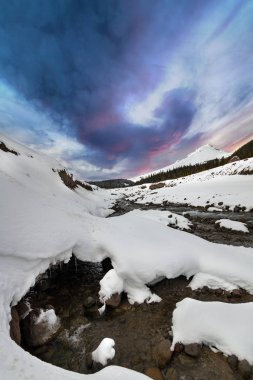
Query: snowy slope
131 144 229 182
119 157 253 211
0 134 253 379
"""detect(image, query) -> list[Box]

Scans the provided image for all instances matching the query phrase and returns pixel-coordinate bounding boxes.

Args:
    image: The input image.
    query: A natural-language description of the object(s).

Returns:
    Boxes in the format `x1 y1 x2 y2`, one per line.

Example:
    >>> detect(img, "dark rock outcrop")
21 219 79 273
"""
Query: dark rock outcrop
10 307 21 345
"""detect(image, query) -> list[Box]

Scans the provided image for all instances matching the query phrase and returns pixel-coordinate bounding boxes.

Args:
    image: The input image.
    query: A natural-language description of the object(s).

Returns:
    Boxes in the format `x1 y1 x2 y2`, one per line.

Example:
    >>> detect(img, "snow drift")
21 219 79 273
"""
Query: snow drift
172 298 253 364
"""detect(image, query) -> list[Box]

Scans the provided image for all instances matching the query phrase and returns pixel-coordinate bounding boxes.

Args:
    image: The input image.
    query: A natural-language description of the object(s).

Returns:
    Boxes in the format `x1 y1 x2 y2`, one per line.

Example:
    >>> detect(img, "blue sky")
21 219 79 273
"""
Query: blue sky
0 0 253 180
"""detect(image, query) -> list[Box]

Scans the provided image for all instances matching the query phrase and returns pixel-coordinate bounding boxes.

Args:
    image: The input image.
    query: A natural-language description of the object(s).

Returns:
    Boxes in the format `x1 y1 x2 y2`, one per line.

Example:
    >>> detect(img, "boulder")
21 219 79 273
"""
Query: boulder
153 339 173 368
10 307 21 345
145 367 164 380
238 360 251 379
231 289 241 298
22 307 61 347
174 342 184 353
184 343 201 358
227 355 238 369
16 301 30 320
106 293 121 308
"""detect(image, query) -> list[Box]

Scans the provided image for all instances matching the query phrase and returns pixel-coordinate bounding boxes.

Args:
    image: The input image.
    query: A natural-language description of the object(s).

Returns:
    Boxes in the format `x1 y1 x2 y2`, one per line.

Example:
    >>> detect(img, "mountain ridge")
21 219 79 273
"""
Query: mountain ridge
131 144 229 182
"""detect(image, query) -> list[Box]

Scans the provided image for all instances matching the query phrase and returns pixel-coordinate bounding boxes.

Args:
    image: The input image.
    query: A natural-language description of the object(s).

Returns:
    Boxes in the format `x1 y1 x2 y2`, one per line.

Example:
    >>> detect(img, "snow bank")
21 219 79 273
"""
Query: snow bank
172 298 253 364
215 219 249 233
96 210 253 298
92 338 116 366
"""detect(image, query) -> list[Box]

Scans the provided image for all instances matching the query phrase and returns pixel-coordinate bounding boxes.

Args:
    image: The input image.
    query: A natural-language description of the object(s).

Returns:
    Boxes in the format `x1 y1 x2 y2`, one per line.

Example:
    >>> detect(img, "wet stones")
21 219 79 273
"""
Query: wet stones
153 339 173 368
70 315 89 331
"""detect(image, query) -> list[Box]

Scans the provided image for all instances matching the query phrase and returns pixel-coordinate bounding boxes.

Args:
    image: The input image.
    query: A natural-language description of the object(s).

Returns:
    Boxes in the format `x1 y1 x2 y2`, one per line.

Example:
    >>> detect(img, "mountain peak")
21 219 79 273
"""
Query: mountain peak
131 144 229 182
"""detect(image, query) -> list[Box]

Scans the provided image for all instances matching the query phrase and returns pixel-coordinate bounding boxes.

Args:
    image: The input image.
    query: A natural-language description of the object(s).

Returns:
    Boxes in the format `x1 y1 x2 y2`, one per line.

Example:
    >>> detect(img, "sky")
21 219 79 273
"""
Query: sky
0 0 253 180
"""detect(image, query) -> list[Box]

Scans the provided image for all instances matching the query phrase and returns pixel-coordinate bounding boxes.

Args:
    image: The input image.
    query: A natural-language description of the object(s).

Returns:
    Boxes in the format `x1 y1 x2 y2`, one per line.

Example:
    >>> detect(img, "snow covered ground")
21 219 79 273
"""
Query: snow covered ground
1 134 253 379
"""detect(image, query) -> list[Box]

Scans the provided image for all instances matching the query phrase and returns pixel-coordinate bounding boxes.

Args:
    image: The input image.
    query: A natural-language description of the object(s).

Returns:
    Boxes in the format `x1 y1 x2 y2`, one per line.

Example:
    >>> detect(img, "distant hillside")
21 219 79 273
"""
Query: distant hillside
233 140 253 160
90 178 134 189
132 144 229 183
135 157 230 185
135 139 253 185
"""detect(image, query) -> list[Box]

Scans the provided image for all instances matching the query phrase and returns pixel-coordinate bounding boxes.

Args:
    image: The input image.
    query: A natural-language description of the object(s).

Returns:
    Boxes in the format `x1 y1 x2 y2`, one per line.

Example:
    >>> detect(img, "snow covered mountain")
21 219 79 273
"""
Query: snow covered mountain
131 144 229 182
